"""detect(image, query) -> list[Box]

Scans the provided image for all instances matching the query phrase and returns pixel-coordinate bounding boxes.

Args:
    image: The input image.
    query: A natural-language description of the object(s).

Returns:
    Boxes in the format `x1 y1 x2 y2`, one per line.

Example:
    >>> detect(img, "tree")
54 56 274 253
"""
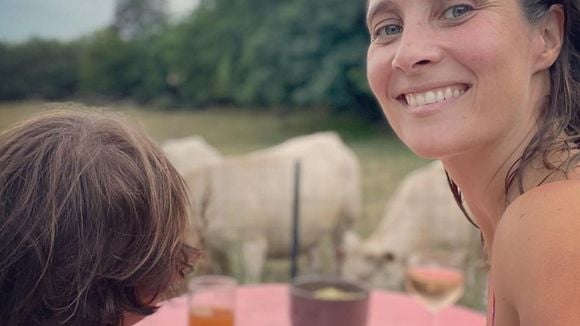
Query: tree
171 0 380 118
114 0 169 40
78 28 139 97
0 0 384 120
0 39 80 100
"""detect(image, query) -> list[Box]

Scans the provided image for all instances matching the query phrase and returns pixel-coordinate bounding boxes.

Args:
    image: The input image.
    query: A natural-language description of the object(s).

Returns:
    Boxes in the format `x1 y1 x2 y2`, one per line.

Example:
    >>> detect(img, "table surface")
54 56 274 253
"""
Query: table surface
137 283 486 326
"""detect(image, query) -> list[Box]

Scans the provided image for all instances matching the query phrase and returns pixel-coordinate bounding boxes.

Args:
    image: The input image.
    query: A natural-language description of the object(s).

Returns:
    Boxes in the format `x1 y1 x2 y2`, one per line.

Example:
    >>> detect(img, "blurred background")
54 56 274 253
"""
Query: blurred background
0 0 486 311
0 0 426 238
0 0 379 119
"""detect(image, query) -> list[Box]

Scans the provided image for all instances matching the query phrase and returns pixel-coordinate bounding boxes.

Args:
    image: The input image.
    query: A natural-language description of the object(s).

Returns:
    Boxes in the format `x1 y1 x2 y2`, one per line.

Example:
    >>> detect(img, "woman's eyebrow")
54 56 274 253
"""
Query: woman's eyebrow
366 0 397 28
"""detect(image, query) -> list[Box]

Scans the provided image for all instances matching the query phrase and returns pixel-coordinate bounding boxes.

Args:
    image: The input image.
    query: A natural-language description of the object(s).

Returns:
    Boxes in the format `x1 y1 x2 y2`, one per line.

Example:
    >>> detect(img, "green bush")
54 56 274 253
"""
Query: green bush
0 39 80 100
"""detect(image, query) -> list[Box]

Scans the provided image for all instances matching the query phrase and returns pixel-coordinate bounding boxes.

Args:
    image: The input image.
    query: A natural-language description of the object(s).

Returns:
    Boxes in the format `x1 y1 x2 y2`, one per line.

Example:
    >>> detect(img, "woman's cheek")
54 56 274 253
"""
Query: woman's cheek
366 50 389 99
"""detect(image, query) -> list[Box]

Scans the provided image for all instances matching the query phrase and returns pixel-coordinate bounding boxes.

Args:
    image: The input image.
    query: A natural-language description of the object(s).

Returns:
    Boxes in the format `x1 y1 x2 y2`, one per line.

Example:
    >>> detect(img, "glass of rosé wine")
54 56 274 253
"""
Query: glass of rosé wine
404 248 466 326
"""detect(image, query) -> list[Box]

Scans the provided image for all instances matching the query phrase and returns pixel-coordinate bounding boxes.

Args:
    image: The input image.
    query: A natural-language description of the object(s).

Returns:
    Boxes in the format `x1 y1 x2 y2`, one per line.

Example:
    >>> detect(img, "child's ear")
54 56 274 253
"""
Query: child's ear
532 4 565 72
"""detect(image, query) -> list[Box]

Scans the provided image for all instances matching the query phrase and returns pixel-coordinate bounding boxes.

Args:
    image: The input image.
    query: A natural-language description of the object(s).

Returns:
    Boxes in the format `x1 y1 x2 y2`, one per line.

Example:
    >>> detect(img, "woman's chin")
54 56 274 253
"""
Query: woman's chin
405 140 460 161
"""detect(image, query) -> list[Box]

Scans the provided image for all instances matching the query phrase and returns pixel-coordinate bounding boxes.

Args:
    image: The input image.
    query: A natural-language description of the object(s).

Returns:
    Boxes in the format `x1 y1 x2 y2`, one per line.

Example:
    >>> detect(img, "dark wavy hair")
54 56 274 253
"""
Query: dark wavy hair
447 0 580 230
0 109 198 325
506 0 580 191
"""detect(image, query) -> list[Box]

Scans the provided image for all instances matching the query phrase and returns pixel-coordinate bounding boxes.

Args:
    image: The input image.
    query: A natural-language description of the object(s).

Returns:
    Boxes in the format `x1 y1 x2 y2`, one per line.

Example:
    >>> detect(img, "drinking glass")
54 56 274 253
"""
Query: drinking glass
188 275 237 326
404 249 466 326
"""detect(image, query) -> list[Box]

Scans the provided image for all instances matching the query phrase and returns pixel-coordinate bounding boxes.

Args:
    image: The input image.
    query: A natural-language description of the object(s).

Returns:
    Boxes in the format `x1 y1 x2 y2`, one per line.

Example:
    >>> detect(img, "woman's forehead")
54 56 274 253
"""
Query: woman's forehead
366 0 508 13
366 0 443 17
366 0 397 26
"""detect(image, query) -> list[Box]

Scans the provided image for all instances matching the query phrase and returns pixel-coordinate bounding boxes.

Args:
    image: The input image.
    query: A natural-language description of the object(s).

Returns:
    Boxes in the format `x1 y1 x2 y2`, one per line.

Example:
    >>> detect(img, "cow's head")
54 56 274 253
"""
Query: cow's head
342 231 406 290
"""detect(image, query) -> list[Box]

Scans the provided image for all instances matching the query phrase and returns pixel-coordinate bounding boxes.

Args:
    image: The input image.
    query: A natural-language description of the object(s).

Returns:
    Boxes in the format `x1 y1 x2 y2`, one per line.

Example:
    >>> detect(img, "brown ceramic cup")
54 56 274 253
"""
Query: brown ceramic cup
289 275 370 326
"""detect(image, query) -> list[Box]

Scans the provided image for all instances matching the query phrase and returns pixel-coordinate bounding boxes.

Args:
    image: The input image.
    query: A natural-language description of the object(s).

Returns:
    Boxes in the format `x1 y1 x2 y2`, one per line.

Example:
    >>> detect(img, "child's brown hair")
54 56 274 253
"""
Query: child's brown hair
0 108 198 325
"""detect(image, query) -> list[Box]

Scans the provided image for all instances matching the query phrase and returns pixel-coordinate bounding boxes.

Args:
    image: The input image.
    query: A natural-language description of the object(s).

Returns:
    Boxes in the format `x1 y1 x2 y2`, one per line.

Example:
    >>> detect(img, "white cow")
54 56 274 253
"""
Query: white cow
161 136 223 249
183 132 361 283
161 135 223 176
342 160 483 291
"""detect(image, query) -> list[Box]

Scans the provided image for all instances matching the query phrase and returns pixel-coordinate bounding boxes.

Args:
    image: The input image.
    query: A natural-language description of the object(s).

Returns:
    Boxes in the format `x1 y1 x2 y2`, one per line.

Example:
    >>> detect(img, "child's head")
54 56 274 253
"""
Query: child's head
0 108 197 325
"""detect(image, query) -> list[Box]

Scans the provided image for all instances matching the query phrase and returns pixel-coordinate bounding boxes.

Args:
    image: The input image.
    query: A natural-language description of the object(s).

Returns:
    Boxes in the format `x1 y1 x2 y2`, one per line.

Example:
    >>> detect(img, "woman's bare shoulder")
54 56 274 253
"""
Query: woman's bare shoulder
502 178 580 228
493 179 580 325
496 179 580 248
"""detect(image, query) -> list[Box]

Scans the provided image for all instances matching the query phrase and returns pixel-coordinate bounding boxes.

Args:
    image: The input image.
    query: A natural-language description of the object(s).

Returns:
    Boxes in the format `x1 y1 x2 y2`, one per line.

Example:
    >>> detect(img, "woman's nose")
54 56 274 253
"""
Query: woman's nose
391 23 443 73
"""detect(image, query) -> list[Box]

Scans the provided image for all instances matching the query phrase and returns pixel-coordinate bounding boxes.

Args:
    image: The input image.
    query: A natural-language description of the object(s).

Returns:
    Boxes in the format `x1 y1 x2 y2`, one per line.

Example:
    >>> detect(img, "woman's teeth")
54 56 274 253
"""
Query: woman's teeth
405 86 466 107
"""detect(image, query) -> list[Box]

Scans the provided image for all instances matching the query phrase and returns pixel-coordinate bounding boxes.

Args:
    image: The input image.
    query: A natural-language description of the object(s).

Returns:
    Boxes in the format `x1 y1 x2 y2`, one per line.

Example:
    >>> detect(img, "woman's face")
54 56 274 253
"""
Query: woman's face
366 0 549 159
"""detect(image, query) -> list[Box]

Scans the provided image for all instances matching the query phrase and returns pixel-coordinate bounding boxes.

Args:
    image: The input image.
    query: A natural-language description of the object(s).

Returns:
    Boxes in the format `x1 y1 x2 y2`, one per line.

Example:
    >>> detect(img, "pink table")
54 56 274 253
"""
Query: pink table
137 283 486 326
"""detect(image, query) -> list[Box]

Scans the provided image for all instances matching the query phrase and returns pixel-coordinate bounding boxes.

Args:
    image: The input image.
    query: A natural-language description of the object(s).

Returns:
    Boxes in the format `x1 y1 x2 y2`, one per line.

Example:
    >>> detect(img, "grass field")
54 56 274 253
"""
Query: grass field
0 101 486 311
0 101 428 237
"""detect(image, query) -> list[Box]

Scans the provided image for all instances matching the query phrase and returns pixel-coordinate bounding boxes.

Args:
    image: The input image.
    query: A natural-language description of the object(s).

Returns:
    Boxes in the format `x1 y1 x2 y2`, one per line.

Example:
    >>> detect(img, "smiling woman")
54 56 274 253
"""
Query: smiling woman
367 0 549 159
365 0 580 325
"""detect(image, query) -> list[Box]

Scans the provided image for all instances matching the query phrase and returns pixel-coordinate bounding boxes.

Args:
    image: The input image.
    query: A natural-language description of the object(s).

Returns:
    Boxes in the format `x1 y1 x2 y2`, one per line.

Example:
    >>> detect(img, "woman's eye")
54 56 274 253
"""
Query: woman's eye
375 24 403 38
442 4 474 19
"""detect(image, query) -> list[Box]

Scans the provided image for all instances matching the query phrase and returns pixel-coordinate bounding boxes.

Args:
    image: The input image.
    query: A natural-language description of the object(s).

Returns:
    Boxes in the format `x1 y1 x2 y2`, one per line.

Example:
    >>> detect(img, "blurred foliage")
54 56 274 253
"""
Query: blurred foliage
0 39 80 100
78 28 138 97
114 0 169 40
0 0 383 120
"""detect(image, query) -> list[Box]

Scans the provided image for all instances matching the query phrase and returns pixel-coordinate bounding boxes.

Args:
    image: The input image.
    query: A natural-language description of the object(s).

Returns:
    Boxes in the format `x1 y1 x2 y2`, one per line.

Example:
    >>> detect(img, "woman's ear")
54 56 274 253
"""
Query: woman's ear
532 4 565 72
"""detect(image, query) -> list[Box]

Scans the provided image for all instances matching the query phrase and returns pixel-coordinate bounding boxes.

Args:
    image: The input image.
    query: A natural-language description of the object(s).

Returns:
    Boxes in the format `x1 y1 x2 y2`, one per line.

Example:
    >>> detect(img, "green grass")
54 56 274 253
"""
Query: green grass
0 101 486 311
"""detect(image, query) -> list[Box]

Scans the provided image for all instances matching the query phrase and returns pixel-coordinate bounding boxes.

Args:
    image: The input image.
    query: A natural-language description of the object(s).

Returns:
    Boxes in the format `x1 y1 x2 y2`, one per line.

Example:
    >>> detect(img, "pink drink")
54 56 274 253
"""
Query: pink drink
405 266 465 312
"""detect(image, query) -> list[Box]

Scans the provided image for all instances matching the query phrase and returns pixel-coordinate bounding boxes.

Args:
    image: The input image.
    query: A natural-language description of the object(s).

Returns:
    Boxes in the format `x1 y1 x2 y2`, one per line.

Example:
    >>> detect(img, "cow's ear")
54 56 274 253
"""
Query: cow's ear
343 230 360 251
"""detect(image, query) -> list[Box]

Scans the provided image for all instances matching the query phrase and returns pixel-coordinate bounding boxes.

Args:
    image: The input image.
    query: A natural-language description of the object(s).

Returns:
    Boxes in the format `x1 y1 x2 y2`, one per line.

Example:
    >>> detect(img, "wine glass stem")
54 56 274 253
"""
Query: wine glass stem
432 312 440 326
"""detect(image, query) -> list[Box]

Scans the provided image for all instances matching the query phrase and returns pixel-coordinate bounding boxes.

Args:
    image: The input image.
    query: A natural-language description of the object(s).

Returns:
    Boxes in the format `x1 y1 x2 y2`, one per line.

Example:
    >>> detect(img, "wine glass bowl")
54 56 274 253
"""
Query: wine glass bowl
405 249 466 325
